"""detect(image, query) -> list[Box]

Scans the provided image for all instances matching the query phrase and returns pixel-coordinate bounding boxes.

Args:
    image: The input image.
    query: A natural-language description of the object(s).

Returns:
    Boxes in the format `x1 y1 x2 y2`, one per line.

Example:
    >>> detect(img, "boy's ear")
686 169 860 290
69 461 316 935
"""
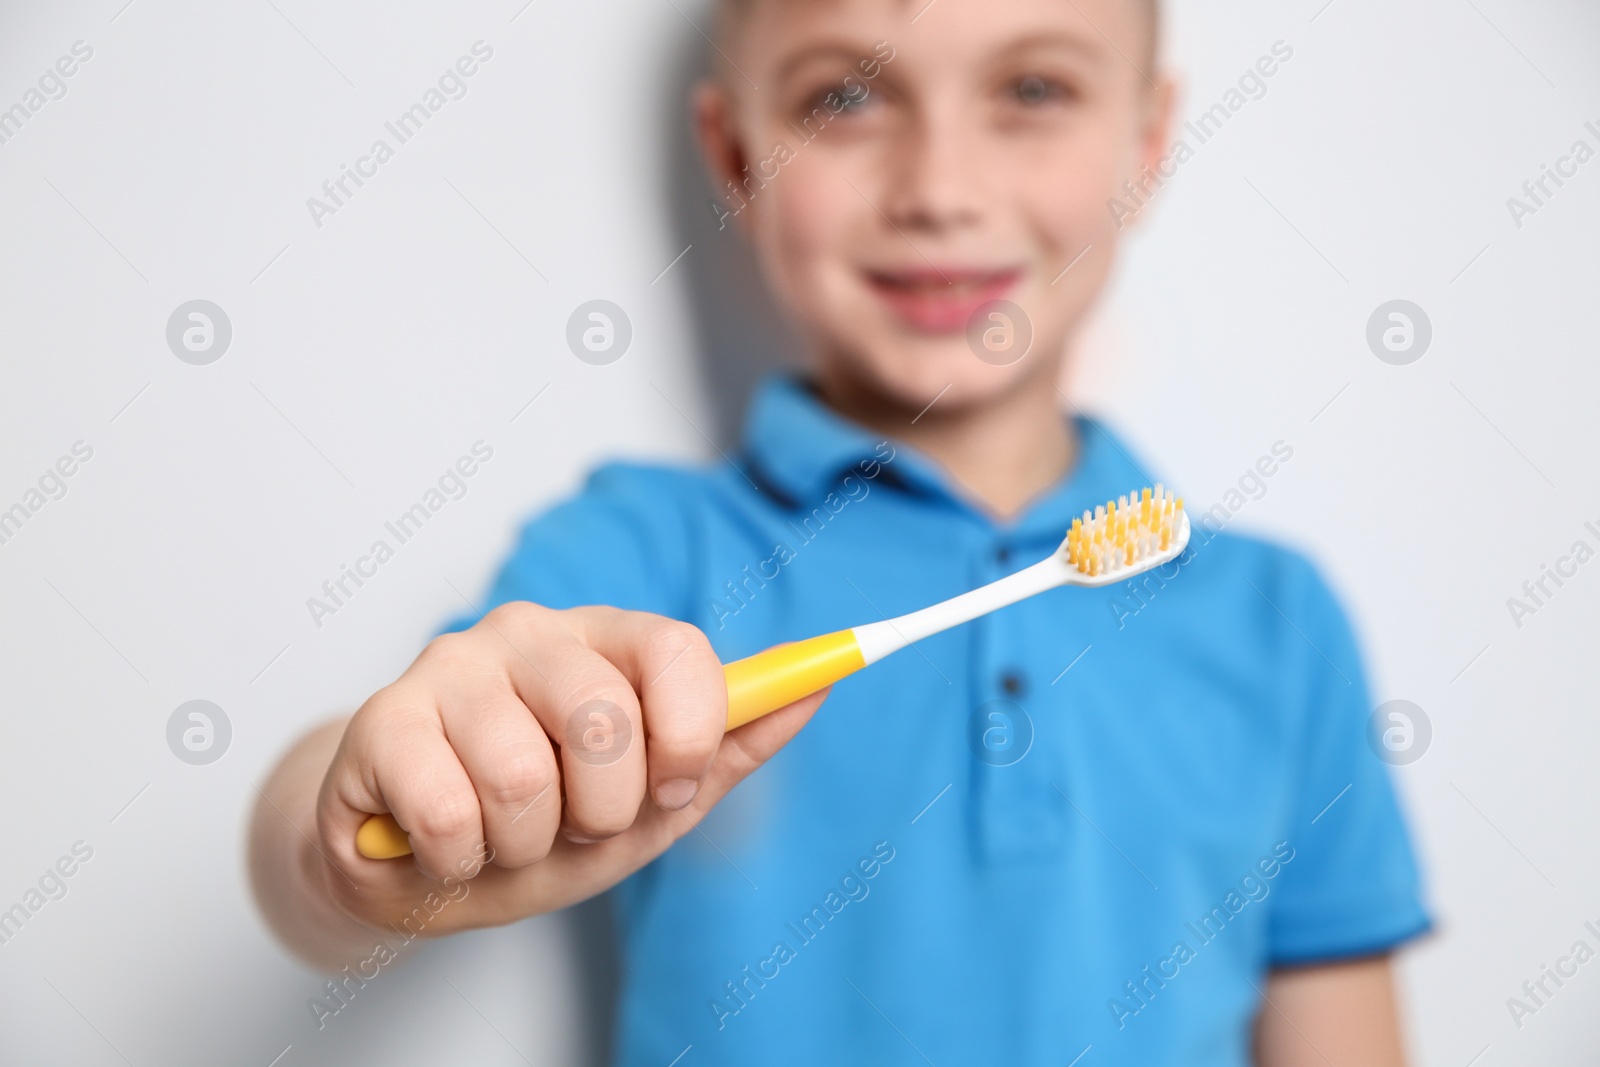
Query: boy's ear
693 81 752 232
1139 76 1177 179
1123 75 1178 231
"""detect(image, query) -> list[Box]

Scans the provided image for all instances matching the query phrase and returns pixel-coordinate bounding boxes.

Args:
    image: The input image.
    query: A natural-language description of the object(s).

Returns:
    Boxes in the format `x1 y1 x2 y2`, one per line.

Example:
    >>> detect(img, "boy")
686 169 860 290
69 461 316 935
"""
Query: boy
250 0 1430 1063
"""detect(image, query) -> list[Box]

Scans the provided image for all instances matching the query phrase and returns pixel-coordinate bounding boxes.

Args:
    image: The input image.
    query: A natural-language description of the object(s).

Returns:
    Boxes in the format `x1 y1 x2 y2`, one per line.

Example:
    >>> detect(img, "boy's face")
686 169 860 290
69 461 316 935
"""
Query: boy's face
697 0 1172 416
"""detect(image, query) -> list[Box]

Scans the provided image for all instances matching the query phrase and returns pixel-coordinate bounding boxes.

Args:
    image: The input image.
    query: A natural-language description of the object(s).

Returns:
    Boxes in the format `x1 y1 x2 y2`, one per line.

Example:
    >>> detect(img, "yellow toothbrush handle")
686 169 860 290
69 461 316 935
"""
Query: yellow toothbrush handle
356 813 415 859
723 628 865 728
355 629 864 859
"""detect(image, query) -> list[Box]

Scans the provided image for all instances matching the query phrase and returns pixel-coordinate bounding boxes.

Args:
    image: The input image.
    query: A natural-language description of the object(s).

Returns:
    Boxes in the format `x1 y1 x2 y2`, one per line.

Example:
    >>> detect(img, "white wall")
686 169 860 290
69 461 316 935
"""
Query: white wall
0 0 1595 1063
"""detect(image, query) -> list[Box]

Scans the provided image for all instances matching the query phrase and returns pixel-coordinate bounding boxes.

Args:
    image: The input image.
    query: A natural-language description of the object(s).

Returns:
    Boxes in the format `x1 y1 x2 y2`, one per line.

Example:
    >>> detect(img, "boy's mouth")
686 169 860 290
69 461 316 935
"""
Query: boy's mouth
863 266 1023 335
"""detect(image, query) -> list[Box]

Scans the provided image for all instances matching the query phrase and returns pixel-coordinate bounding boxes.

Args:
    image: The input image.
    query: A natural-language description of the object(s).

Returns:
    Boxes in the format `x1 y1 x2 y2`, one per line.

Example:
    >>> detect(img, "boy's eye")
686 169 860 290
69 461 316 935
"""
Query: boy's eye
1009 74 1071 106
835 88 869 111
802 81 871 115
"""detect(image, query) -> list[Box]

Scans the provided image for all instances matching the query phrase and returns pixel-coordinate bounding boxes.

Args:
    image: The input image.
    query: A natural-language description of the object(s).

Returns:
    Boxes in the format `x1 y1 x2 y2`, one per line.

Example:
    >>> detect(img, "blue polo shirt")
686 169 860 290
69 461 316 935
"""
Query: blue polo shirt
456 374 1429 1066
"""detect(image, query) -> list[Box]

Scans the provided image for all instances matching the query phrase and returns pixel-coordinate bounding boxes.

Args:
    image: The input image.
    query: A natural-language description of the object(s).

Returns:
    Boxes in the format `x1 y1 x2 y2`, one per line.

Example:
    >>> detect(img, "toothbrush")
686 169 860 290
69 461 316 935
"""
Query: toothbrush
356 486 1188 859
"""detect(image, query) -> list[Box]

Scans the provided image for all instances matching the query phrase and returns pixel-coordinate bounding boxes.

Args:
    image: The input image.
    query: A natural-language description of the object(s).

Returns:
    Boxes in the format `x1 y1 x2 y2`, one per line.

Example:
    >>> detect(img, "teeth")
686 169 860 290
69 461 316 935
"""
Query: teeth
1064 487 1184 576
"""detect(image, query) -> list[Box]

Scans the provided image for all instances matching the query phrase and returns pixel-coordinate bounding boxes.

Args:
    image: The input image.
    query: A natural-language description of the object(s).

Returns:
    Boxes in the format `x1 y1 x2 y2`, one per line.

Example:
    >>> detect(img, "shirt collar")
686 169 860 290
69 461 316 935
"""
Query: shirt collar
739 374 914 503
739 373 1158 542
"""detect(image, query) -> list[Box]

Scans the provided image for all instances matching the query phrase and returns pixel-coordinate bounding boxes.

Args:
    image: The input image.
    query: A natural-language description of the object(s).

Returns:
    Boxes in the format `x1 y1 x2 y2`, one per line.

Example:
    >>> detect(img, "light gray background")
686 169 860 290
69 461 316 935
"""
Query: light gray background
1 0 1597 1064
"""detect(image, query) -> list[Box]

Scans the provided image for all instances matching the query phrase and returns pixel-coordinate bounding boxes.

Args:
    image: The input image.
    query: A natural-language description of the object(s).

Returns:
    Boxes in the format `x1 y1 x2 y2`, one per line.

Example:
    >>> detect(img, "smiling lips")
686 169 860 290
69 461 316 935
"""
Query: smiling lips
864 266 1022 334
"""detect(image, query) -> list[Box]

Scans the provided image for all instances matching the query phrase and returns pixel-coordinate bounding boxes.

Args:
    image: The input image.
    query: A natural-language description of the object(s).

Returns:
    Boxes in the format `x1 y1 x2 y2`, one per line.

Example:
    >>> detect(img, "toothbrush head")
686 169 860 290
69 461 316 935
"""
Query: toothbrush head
1058 485 1190 587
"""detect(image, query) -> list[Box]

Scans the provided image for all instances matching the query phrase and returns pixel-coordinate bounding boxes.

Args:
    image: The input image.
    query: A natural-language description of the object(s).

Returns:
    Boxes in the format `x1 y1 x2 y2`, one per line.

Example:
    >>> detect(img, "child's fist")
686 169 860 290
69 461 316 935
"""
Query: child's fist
312 604 825 933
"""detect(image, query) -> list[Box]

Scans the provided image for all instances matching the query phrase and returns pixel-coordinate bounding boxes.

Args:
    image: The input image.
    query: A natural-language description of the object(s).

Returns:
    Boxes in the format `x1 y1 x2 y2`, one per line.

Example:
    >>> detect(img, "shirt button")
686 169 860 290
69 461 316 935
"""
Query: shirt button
995 545 1012 566
999 670 1027 697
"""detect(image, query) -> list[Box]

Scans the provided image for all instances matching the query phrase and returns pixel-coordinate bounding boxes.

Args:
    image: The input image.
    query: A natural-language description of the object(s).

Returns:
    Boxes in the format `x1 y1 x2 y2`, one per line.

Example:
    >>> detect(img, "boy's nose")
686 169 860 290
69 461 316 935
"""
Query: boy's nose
877 111 987 235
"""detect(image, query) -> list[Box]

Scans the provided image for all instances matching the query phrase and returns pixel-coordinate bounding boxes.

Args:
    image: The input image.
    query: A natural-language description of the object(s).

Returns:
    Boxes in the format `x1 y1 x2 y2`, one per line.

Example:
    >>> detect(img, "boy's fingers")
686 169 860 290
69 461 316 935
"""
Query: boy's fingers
573 609 726 811
488 636 648 841
350 699 485 882
467 604 651 842
439 683 562 870
547 668 648 840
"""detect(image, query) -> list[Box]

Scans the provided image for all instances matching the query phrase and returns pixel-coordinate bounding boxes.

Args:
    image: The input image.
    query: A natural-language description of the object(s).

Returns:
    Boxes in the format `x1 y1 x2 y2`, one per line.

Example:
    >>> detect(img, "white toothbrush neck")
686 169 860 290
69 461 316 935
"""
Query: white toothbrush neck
852 556 1065 666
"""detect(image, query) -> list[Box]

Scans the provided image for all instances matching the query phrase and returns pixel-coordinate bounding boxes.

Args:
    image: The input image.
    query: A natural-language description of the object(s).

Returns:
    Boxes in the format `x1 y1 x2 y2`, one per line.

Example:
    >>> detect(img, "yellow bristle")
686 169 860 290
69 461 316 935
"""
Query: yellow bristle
1063 486 1188 577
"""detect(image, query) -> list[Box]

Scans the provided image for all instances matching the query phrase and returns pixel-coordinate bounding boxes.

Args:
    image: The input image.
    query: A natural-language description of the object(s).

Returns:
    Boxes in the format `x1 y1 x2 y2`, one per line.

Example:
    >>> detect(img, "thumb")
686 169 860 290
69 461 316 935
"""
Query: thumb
686 682 833 814
723 683 832 764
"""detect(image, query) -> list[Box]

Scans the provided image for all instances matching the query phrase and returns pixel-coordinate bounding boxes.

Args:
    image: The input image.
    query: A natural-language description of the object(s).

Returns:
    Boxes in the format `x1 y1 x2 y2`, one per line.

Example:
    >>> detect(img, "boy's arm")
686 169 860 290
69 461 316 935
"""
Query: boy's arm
1254 955 1407 1067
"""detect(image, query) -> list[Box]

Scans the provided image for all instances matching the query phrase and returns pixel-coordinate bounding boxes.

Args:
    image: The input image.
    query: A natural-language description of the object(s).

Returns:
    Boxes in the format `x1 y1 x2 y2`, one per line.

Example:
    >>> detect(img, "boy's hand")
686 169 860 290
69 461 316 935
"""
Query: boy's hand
311 604 825 936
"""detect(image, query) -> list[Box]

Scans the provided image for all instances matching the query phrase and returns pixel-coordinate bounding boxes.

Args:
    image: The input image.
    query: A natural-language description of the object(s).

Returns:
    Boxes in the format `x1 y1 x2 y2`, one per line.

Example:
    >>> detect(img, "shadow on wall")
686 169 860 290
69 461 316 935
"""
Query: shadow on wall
548 27 780 1066
659 16 804 444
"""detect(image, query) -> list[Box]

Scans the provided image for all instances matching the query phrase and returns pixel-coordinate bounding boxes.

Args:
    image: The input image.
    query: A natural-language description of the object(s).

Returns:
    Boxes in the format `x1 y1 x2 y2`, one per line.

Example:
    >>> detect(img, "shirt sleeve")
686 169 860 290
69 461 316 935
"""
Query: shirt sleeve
1265 556 1433 964
439 461 699 634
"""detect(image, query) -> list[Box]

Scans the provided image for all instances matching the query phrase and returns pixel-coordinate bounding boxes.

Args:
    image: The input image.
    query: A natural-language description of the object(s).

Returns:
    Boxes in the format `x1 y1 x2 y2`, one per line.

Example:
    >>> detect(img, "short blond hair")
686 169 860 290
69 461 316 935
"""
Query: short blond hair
712 0 1161 69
